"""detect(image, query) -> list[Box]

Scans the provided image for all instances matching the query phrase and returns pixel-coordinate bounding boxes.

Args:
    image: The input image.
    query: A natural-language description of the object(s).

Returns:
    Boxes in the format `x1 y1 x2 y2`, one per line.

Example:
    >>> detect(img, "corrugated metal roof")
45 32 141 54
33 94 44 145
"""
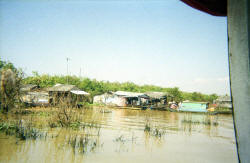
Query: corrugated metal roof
47 84 80 92
114 91 147 98
145 92 169 99
70 90 89 95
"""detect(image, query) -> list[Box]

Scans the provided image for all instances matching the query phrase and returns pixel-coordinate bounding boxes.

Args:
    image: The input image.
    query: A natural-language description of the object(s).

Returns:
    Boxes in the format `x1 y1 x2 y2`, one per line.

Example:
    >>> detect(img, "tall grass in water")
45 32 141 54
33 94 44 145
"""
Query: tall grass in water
144 122 166 138
67 133 102 154
181 119 219 126
0 121 47 140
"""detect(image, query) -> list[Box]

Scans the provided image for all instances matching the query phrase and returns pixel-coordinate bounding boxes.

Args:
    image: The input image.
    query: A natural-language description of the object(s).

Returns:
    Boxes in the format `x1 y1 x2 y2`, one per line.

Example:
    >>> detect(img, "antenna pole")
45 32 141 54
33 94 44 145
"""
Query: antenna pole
66 57 70 84
79 68 81 79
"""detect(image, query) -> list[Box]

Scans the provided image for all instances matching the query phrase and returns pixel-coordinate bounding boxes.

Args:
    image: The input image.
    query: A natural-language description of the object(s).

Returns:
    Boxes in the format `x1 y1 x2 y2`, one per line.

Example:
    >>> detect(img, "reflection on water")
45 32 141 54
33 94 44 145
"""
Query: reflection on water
0 108 237 163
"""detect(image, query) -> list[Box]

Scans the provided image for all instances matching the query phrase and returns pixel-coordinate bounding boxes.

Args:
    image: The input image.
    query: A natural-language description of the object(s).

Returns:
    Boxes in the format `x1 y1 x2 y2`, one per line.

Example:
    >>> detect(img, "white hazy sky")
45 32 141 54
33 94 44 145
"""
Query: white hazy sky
0 0 230 95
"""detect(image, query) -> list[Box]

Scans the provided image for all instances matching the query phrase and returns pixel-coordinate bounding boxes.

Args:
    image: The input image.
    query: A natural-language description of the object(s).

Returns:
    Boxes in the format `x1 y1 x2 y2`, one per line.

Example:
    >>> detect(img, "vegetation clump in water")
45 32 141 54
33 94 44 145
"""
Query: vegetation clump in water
67 132 102 154
0 121 46 140
181 119 219 126
114 135 126 144
144 123 166 138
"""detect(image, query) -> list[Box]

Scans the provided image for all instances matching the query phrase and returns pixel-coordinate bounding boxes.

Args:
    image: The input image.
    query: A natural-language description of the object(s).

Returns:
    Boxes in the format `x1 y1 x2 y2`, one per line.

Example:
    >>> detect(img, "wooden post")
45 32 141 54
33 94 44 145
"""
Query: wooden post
228 0 250 162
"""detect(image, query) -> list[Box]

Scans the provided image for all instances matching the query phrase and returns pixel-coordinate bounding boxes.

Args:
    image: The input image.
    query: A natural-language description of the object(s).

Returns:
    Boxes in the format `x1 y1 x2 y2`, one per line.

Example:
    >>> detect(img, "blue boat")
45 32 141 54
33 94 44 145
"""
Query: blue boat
178 102 209 113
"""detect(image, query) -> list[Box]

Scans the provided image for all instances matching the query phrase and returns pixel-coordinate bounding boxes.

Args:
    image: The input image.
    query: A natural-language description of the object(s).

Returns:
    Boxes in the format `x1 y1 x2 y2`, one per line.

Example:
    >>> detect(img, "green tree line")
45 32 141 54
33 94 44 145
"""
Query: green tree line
0 58 219 104
22 71 218 103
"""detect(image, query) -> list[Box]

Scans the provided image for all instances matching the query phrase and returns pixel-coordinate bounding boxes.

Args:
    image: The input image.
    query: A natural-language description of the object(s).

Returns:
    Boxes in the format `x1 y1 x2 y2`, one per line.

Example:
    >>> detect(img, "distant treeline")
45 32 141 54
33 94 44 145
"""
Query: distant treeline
22 71 218 103
0 58 218 103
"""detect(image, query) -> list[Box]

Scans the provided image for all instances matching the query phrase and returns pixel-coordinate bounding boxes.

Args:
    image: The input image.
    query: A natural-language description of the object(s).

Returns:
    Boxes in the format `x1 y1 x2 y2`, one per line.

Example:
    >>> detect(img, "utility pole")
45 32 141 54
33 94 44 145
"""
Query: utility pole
66 57 70 84
79 67 81 79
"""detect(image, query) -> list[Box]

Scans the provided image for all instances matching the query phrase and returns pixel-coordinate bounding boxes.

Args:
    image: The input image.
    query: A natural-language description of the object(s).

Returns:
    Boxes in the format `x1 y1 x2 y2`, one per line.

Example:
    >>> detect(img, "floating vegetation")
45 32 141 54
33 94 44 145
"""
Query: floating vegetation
181 119 219 126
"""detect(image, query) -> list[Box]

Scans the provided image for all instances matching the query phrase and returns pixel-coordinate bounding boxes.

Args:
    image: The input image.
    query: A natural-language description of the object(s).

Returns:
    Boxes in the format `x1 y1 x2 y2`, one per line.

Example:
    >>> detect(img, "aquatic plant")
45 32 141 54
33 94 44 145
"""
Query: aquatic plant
114 135 126 144
0 121 47 140
181 119 219 126
99 109 112 113
82 121 100 129
0 122 17 135
67 134 102 154
70 121 81 129
151 128 165 137
144 123 166 138
144 124 151 132
12 109 33 115
37 111 51 117
48 121 58 128
214 107 232 114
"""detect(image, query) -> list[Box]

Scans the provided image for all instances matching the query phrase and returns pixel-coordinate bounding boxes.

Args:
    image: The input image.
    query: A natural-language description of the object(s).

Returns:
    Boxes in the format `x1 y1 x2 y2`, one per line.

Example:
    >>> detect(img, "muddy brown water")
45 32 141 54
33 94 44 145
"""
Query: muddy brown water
0 107 237 163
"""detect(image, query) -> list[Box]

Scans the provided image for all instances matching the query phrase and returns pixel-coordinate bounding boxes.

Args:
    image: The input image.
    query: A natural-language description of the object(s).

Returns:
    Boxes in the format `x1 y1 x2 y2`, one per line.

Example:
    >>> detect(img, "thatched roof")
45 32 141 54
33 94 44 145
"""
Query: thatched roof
114 91 148 98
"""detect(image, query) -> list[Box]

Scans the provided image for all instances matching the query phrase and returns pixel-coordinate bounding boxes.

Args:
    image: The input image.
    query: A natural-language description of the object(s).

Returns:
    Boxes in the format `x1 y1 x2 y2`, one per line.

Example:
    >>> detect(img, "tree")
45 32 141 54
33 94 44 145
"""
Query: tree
168 87 183 102
21 68 219 104
0 58 23 112
191 92 203 101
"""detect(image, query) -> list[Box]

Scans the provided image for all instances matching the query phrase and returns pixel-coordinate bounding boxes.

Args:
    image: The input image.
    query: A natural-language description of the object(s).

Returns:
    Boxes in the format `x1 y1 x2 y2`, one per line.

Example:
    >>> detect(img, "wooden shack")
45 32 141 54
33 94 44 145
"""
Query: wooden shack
47 84 89 106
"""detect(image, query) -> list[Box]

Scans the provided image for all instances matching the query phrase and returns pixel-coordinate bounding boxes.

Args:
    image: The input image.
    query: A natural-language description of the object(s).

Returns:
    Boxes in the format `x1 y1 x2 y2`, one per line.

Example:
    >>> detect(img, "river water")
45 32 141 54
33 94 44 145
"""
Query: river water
0 108 237 163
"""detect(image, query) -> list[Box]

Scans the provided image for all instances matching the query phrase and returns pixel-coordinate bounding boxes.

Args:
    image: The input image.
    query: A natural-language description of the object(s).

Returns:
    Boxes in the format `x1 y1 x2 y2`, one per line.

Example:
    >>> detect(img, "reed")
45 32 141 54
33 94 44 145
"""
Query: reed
144 123 166 138
181 119 219 126
67 133 101 154
0 121 46 140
